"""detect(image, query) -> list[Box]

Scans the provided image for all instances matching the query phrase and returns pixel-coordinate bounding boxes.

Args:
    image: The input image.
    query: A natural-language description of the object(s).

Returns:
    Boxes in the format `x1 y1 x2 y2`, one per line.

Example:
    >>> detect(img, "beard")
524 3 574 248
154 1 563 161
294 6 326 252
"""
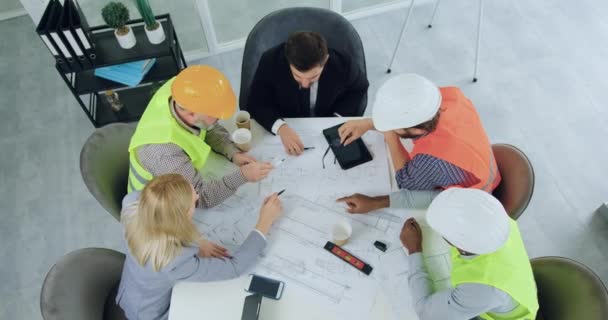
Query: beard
397 132 425 139
194 115 216 130
194 120 209 130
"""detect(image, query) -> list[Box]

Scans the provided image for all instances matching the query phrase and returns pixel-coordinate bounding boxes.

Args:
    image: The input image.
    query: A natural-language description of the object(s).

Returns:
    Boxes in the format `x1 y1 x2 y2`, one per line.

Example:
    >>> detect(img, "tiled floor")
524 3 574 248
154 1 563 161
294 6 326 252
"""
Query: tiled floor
1 0 608 318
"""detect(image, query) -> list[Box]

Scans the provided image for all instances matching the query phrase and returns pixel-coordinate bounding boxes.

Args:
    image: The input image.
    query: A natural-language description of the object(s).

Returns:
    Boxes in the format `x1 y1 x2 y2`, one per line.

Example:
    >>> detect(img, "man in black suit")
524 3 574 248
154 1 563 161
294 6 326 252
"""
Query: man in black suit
246 32 369 155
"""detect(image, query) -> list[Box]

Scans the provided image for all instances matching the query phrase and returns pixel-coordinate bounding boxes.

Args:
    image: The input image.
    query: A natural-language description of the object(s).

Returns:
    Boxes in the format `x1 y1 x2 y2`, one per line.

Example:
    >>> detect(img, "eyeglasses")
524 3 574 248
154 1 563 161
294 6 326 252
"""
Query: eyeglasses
321 145 337 169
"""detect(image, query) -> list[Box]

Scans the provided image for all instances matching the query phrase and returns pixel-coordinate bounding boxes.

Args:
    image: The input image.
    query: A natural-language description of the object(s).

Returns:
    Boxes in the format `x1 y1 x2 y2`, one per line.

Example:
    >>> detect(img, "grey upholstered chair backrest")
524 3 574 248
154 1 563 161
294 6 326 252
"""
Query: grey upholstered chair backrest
491 144 535 220
532 256 608 320
40 248 127 320
80 122 136 221
240 7 367 114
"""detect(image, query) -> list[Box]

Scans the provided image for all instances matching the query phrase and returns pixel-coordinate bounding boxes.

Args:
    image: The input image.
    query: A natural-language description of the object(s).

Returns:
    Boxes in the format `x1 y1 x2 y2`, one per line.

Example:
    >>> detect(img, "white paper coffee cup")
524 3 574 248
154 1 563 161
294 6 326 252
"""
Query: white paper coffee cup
235 110 251 129
332 220 353 246
232 128 252 152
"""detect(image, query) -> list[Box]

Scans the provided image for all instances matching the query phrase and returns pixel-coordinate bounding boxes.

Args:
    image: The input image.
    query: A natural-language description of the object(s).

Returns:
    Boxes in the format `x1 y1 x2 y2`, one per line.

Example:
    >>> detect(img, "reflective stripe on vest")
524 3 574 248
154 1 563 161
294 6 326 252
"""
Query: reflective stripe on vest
478 149 499 192
410 87 501 192
451 220 539 320
127 152 154 193
127 78 211 192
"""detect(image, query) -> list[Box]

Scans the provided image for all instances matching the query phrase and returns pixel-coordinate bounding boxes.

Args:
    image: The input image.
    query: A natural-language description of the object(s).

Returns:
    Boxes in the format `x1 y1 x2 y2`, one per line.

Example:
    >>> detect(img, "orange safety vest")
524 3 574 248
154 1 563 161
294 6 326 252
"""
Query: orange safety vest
410 87 501 192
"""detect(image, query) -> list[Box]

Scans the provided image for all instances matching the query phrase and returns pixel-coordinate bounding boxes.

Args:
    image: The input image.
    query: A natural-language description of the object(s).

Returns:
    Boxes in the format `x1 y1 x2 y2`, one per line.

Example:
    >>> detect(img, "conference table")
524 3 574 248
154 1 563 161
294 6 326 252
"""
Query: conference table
168 117 451 320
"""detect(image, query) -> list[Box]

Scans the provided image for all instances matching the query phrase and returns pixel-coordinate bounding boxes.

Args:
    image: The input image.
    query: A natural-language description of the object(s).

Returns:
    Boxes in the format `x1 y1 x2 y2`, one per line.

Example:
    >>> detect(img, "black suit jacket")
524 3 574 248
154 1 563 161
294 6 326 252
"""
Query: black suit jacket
246 43 369 133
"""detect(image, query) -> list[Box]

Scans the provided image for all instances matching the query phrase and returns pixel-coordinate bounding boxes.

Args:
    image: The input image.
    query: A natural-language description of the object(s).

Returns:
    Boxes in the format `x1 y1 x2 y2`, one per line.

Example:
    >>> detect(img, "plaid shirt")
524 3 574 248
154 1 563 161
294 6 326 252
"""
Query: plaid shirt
396 154 477 190
136 104 247 209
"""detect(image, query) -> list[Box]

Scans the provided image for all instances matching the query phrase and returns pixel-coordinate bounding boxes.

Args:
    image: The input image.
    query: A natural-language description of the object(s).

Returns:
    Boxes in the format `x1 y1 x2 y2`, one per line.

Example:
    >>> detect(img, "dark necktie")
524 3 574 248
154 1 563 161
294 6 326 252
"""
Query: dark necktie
299 87 311 117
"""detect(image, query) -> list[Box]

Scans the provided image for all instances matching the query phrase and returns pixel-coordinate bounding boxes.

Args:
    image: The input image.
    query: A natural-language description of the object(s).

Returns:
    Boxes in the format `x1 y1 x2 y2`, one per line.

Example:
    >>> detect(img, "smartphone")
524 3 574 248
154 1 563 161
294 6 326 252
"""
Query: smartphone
245 274 284 300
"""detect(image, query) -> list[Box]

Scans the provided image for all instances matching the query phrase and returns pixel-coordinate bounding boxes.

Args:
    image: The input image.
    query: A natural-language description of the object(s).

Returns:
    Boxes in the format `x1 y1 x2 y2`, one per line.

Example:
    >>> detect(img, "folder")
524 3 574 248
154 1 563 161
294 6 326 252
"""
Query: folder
35 0 70 73
47 0 82 72
94 59 157 87
60 0 91 69
68 0 96 61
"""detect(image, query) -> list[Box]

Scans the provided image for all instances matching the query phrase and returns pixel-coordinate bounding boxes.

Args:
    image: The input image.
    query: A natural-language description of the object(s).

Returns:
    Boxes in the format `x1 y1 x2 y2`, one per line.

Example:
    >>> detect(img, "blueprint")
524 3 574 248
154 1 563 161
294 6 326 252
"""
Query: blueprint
192 119 452 319
377 211 453 320
249 126 392 201
194 193 389 319
378 247 416 319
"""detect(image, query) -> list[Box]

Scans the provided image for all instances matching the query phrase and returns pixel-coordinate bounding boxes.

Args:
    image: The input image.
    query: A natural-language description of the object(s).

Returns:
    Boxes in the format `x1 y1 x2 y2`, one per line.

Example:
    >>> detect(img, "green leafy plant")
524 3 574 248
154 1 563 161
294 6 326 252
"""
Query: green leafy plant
135 0 159 30
102 2 130 35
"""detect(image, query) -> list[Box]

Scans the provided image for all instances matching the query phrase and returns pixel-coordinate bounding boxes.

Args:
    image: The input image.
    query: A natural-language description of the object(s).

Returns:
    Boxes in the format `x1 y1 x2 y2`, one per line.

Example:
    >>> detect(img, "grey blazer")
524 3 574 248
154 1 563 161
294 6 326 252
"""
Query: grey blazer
116 192 267 320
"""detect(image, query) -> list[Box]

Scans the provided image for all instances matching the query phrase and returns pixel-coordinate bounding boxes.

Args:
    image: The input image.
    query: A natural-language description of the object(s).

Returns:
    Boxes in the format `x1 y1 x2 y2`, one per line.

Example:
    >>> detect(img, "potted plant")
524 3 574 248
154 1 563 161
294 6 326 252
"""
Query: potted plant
102 2 136 49
135 0 165 44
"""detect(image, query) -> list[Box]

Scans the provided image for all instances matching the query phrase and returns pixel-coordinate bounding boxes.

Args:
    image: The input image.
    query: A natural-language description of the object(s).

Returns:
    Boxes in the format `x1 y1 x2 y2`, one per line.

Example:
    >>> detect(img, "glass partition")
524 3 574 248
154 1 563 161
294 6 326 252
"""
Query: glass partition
342 0 401 13
207 0 331 44
77 0 208 53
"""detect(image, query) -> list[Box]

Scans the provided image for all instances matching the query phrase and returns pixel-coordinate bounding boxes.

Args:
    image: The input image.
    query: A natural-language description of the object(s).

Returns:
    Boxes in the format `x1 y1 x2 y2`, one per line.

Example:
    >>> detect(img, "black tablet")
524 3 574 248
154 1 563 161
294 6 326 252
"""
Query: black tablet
322 123 373 170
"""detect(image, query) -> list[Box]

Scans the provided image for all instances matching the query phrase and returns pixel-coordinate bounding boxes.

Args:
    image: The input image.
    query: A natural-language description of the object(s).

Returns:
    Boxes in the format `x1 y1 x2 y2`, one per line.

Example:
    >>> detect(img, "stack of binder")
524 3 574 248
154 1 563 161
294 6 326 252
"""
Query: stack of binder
36 0 95 73
94 59 157 87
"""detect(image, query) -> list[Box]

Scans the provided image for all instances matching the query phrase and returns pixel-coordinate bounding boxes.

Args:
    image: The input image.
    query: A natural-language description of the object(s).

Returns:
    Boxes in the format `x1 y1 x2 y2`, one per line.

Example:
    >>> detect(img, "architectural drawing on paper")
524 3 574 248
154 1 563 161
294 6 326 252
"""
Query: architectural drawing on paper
258 253 351 303
251 129 393 203
193 193 259 249
252 194 382 313
378 247 416 320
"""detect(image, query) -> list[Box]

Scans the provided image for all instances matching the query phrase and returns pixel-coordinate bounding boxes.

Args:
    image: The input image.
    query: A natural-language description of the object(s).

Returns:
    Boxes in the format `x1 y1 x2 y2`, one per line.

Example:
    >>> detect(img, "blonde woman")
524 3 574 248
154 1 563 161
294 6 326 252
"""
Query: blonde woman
115 174 282 320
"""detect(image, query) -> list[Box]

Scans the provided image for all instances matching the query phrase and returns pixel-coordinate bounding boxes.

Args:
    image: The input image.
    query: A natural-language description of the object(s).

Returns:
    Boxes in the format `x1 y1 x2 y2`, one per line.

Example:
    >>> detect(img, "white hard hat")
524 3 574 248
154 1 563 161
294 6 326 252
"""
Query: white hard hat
426 188 510 255
372 73 441 131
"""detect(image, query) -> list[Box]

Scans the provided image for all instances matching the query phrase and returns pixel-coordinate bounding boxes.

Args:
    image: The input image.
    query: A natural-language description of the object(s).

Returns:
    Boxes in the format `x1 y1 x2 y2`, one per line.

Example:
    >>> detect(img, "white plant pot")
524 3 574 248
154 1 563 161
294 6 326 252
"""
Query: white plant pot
145 23 166 44
115 26 136 49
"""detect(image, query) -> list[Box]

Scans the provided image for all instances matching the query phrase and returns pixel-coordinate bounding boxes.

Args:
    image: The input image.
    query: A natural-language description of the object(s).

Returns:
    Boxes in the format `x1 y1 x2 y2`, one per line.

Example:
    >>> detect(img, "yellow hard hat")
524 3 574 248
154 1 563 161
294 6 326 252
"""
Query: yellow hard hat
171 65 237 119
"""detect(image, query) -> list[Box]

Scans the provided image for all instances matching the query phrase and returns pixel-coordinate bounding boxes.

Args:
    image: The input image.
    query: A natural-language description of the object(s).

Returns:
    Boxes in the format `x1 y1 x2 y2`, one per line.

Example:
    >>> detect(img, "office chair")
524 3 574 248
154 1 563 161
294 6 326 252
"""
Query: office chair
532 256 608 320
491 144 535 220
387 0 484 82
240 7 368 116
40 248 127 320
80 122 136 221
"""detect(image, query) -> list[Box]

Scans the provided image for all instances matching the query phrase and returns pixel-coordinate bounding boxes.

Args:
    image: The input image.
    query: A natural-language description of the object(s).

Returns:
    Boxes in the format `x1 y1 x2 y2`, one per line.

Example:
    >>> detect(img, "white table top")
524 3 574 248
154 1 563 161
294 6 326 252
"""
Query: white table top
169 117 449 320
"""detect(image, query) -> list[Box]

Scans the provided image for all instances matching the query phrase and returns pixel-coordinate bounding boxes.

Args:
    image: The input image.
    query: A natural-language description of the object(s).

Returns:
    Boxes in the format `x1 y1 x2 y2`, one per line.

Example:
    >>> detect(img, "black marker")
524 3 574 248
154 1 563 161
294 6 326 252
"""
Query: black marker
303 147 315 150
277 189 286 196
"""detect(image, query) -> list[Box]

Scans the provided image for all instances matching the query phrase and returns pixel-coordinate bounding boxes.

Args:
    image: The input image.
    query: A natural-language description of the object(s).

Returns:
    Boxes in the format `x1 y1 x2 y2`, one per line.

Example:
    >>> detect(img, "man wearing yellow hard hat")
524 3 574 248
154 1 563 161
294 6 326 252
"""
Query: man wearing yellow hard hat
127 65 273 208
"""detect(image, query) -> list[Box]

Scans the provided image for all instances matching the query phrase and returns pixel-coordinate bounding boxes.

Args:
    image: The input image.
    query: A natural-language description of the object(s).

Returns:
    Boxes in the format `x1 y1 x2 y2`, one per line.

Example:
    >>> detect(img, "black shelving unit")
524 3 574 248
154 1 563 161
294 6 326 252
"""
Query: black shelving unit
57 14 187 128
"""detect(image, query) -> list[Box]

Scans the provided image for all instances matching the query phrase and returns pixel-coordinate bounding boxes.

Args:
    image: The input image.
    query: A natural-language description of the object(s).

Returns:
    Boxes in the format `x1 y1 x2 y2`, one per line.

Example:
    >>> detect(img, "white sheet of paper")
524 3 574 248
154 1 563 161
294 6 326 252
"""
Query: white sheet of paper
250 127 392 203
194 194 391 319
190 119 452 320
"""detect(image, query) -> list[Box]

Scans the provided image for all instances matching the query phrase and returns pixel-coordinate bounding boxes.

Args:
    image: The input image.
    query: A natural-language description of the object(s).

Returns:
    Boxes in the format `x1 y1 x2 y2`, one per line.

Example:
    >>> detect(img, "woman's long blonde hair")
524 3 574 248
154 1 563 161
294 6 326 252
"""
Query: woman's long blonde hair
125 174 201 271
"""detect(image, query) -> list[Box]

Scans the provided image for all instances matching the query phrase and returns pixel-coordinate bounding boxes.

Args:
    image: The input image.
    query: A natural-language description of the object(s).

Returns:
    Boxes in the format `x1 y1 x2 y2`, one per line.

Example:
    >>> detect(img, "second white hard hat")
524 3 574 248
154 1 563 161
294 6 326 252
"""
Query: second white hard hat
426 188 510 255
372 73 441 131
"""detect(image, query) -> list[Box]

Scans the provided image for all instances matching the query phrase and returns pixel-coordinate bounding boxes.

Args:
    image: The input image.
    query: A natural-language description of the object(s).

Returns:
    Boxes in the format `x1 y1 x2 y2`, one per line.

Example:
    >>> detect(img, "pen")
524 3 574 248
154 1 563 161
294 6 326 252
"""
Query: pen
303 147 315 150
273 158 285 167
277 189 286 196
333 112 343 117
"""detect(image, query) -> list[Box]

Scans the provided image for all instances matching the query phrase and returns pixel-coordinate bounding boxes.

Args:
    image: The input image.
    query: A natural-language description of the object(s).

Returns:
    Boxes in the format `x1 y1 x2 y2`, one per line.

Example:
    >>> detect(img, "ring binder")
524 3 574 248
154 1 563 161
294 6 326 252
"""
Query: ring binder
61 0 92 69
70 0 96 61
36 0 70 73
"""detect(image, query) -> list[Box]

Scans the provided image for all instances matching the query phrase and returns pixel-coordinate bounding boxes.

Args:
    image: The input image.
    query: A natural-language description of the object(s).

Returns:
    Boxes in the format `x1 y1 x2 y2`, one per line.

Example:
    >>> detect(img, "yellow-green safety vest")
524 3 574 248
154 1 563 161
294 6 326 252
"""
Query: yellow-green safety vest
451 219 539 320
127 78 211 192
